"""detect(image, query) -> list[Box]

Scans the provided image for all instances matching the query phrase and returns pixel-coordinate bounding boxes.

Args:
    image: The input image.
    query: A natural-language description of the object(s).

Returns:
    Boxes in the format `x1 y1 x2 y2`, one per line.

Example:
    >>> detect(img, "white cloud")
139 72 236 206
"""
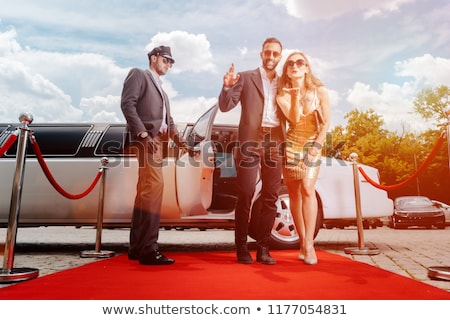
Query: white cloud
272 0 416 21
79 95 123 123
22 52 127 103
347 81 428 133
0 27 21 54
170 96 218 124
0 49 81 123
344 54 450 133
145 31 217 74
0 26 129 123
395 54 450 87
0 25 222 125
0 0 448 136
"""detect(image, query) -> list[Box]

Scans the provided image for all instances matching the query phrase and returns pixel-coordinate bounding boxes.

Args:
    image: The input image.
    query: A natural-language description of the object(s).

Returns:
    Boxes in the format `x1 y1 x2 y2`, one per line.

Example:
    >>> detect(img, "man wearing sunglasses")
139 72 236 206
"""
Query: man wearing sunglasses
121 45 186 266
218 37 286 265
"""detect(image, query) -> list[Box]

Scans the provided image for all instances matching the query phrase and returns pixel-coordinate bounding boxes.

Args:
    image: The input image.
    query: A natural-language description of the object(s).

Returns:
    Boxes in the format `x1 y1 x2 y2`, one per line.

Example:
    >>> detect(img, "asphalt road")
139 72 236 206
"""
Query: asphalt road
1 225 449 292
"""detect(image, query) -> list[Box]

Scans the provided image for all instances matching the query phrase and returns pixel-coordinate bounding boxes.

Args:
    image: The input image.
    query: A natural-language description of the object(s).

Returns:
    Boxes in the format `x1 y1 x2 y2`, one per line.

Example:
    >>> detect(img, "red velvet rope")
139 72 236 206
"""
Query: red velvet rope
30 135 103 199
0 130 19 157
358 134 446 191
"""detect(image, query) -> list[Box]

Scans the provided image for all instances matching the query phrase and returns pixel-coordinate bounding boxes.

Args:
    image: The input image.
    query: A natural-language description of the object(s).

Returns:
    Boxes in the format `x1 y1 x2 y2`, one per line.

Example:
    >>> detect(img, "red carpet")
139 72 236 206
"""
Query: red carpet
1 250 449 300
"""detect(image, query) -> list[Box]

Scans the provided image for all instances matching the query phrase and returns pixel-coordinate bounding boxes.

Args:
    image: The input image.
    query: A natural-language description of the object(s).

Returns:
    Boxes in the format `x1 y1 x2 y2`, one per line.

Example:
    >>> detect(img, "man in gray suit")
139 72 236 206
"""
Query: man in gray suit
121 45 186 265
218 37 286 265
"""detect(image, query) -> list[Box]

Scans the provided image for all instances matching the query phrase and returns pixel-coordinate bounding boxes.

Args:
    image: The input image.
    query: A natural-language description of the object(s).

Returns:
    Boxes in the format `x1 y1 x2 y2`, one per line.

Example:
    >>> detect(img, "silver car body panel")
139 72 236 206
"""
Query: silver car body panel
0 104 393 229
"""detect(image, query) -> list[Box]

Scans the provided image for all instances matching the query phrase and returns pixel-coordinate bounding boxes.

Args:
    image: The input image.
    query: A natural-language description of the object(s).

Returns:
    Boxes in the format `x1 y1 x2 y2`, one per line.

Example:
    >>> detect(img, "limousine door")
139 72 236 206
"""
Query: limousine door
175 105 218 216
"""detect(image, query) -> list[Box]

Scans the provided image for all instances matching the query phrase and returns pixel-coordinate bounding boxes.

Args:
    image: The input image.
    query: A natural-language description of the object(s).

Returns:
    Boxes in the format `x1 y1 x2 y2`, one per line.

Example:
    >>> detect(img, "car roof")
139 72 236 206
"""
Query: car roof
395 196 430 201
395 196 432 206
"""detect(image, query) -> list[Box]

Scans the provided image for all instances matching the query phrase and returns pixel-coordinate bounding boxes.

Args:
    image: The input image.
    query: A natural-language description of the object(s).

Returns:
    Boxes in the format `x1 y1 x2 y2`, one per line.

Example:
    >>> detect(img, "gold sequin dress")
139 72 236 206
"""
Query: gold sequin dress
276 90 322 182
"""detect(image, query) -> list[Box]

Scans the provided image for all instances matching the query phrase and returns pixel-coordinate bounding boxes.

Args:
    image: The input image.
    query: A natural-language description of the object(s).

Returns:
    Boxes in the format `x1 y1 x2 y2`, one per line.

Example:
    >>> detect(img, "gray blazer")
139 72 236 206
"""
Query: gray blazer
121 68 177 145
218 68 286 143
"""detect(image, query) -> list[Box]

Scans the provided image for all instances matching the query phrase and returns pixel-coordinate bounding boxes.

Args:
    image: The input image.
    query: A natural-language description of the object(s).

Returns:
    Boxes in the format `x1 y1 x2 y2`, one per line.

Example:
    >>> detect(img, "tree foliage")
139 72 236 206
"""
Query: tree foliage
413 85 450 128
329 86 449 204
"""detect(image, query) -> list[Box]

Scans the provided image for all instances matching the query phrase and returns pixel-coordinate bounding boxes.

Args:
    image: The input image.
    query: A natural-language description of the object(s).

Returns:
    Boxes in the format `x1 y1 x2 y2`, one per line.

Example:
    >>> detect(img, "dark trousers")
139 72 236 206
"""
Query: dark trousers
128 136 164 258
234 131 282 248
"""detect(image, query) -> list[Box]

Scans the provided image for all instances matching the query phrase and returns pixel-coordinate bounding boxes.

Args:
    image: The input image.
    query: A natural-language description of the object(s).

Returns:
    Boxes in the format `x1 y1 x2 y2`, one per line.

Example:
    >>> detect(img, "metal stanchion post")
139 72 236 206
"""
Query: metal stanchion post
80 157 115 258
427 107 450 281
344 153 379 255
0 113 39 283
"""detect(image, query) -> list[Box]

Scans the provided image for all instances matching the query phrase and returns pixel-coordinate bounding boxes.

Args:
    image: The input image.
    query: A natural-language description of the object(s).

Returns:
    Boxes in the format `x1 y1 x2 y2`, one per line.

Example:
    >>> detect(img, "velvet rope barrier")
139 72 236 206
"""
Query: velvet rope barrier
29 134 102 200
358 133 446 191
0 130 19 157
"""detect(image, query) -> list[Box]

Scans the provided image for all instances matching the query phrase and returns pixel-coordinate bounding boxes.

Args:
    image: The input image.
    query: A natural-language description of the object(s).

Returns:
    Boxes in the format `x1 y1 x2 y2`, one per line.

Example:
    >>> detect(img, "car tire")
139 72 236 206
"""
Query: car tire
250 186 324 250
437 223 445 230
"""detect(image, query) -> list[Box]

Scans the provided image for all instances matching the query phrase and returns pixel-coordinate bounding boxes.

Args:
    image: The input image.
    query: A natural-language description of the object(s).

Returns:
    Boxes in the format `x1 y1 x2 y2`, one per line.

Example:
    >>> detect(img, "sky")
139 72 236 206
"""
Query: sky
0 0 449 133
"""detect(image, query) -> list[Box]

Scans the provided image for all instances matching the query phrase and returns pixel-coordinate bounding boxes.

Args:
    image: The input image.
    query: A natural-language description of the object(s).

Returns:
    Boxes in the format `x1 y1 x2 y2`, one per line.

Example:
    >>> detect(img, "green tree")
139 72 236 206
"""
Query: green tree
413 85 450 130
412 85 449 203
329 108 388 166
329 98 449 204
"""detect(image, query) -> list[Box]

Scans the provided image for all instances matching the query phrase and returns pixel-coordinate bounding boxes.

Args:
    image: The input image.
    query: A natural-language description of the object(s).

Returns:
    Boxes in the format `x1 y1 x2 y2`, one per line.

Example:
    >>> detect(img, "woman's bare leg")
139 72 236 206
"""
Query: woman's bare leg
300 177 318 264
286 180 305 259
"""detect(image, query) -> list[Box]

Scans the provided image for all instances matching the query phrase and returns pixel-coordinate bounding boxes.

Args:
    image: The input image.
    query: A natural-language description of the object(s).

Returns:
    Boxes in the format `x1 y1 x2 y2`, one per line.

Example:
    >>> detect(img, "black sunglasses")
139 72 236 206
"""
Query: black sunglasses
286 59 307 68
262 50 281 58
159 56 174 67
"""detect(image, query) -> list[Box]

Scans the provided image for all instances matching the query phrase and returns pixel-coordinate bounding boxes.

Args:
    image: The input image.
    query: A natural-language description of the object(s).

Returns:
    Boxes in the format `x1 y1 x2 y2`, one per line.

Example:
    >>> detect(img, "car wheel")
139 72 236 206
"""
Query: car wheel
269 191 299 249
388 217 394 228
265 187 323 249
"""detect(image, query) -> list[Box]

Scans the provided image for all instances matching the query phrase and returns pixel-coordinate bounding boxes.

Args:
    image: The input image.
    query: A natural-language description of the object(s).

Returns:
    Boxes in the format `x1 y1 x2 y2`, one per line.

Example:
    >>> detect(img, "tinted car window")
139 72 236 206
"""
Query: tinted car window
96 125 127 155
186 106 216 147
0 125 13 147
5 125 92 157
0 125 10 134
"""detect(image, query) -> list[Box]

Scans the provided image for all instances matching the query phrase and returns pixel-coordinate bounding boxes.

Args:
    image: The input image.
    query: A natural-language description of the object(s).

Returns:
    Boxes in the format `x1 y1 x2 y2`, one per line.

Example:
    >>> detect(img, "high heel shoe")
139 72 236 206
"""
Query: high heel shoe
304 245 318 265
304 255 318 265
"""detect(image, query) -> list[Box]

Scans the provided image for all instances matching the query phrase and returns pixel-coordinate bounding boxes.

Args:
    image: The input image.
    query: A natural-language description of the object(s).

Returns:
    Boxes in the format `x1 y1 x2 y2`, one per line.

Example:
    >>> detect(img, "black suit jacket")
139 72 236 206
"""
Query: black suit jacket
121 68 177 145
218 68 286 143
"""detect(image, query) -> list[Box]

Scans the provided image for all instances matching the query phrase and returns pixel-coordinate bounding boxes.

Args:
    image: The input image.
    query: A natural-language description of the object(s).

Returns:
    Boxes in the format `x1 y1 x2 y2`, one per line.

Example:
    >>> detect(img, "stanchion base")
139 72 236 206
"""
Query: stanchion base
344 247 380 255
427 266 450 281
80 250 115 258
0 267 39 283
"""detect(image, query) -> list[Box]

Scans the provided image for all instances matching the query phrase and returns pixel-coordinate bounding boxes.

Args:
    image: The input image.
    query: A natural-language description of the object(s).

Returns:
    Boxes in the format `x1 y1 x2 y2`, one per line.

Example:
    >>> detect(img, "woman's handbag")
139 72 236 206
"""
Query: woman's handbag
314 108 325 133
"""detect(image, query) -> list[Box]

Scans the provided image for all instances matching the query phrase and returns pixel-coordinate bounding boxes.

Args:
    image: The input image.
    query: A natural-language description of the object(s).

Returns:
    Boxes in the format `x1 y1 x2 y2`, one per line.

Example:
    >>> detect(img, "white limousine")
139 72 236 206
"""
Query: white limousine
0 104 393 248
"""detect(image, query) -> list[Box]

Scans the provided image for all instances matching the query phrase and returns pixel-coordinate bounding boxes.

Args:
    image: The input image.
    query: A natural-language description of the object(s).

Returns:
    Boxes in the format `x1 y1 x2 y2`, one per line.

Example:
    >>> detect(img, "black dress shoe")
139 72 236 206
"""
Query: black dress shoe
256 246 276 265
236 245 253 264
139 250 175 265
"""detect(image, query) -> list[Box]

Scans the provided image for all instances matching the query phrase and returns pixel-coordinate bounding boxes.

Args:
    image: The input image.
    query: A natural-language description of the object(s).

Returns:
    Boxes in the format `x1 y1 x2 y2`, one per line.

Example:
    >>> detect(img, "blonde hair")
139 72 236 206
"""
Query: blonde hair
277 52 323 94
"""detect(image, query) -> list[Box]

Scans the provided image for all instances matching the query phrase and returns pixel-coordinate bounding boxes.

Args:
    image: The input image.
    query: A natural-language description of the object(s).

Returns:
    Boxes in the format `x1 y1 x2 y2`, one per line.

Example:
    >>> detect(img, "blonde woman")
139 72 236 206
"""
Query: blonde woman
276 52 330 264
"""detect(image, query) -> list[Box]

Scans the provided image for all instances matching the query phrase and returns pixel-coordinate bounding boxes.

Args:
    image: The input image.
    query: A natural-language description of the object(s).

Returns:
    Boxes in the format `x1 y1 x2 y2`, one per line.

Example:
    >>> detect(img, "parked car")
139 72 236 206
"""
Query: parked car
0 104 393 248
390 196 446 229
431 200 450 225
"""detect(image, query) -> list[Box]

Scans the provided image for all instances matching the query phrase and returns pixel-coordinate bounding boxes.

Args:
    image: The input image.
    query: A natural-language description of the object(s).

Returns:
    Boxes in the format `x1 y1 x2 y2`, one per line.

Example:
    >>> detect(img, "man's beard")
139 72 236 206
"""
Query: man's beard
263 59 278 71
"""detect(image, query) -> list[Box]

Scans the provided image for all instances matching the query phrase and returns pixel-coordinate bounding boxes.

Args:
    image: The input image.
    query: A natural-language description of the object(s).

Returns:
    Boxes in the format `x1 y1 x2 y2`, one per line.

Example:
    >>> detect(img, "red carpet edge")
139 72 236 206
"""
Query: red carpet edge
0 250 449 300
